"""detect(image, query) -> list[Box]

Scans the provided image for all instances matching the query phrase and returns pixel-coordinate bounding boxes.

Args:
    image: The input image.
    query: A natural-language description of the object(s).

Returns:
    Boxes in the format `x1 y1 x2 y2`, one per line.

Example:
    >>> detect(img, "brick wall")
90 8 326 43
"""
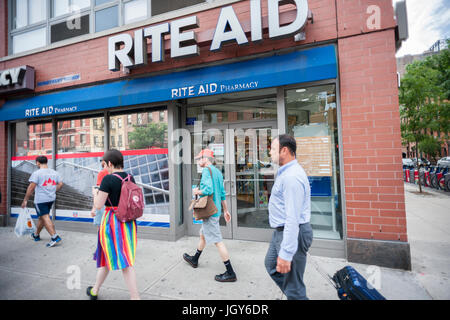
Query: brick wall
338 29 407 242
0 120 7 216
0 0 408 244
336 0 396 37
0 0 337 92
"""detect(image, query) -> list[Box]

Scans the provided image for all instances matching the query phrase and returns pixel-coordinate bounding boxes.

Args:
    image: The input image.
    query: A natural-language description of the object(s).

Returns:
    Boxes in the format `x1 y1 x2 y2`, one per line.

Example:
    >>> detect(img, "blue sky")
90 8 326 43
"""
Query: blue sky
393 0 450 57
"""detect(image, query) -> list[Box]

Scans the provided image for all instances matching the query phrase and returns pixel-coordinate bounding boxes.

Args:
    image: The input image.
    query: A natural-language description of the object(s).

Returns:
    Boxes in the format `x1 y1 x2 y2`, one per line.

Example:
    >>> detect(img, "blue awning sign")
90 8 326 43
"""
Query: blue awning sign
0 45 337 121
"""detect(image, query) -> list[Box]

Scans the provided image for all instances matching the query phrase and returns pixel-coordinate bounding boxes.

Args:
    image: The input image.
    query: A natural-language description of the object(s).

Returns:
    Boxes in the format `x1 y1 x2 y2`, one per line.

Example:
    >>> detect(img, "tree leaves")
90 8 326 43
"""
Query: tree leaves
399 42 450 159
128 122 168 150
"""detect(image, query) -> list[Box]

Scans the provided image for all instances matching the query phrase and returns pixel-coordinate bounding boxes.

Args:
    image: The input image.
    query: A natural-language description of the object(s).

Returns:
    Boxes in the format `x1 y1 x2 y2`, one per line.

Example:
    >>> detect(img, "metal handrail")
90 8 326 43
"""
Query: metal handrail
21 160 170 195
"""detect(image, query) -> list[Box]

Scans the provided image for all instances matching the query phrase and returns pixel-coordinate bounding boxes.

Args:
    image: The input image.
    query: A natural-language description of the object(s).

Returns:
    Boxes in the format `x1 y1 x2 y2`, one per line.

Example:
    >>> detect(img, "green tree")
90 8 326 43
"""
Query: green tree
399 45 450 192
128 122 167 150
422 41 450 146
418 136 441 162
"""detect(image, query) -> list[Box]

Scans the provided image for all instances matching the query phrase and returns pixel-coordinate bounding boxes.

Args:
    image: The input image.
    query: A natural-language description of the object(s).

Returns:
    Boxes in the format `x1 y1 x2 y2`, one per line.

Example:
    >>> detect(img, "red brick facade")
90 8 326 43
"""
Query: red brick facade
0 1 408 250
339 29 407 242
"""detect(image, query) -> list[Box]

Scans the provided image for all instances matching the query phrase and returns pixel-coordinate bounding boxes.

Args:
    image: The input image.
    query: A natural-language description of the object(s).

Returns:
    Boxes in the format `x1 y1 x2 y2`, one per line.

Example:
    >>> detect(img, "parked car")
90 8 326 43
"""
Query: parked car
412 158 431 167
402 158 414 167
437 157 450 168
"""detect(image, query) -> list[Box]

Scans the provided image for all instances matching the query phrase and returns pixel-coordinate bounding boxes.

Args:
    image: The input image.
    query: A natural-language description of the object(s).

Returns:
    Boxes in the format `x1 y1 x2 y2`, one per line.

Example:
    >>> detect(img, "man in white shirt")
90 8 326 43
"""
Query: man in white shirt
21 156 63 247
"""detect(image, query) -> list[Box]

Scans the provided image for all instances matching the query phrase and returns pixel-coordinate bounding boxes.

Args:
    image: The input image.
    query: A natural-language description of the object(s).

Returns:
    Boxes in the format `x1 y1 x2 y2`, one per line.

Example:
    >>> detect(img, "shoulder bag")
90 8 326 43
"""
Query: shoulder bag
189 166 218 220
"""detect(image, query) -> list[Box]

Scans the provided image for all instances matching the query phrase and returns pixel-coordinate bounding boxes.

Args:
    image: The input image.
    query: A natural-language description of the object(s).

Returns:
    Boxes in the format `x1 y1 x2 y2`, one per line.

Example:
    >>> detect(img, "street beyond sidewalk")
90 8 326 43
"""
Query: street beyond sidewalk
0 184 448 300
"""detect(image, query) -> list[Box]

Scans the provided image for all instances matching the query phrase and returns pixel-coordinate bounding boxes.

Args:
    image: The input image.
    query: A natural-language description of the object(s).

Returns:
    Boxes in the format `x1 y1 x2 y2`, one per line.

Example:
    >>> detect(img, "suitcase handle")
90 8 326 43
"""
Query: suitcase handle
307 252 338 289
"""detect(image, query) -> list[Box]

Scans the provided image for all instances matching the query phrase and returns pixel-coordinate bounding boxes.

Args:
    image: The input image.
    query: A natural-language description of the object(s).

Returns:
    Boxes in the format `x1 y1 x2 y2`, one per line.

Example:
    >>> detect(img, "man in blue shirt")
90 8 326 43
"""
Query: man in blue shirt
183 149 236 282
265 134 313 300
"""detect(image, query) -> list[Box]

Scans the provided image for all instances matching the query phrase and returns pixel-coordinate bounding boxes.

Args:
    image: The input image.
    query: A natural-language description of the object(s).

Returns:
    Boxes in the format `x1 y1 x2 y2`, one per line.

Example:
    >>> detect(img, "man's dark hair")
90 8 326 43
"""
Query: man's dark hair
276 134 297 156
102 149 124 169
35 156 48 164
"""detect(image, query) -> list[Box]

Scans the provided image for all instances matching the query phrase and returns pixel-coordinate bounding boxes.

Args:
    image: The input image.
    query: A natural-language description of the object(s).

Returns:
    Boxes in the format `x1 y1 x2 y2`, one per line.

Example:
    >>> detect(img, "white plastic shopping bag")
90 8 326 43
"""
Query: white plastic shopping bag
14 208 36 237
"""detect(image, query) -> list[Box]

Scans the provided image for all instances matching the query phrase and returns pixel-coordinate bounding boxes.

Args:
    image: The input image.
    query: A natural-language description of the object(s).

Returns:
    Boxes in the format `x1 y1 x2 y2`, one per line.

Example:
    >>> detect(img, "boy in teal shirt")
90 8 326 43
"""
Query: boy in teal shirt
183 149 237 282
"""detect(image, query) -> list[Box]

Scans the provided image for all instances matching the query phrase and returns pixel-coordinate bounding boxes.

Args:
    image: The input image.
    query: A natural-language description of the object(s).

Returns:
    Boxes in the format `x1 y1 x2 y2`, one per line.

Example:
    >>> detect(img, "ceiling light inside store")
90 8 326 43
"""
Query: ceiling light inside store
296 89 306 93
301 98 309 102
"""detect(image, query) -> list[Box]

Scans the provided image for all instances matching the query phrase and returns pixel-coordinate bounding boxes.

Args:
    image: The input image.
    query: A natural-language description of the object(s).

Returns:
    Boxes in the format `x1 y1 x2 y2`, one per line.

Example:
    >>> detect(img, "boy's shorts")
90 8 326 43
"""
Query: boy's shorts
200 215 223 244
34 201 54 217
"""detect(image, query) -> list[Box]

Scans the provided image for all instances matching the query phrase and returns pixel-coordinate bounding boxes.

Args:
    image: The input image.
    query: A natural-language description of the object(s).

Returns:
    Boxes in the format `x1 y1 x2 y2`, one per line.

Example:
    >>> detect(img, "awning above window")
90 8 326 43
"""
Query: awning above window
0 45 337 121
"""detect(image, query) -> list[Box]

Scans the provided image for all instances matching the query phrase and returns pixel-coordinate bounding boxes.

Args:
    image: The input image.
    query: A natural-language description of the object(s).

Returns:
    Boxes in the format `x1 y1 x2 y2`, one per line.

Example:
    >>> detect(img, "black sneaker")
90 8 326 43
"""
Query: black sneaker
183 253 198 268
215 271 237 282
86 286 98 300
31 233 41 242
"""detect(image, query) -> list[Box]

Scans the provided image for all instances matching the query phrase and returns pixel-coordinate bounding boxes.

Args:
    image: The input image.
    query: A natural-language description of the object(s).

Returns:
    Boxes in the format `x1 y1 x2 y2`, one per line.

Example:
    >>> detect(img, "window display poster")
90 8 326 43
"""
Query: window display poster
295 136 332 177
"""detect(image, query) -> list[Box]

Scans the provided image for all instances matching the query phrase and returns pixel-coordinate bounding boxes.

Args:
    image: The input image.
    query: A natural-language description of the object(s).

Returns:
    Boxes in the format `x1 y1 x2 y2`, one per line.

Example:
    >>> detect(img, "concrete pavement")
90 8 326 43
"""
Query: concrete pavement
0 184 448 300
403 182 450 299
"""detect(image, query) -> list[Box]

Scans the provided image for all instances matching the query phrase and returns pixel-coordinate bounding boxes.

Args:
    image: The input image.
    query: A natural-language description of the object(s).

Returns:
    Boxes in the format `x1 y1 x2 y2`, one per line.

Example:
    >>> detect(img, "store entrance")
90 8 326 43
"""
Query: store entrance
229 122 277 241
184 95 278 241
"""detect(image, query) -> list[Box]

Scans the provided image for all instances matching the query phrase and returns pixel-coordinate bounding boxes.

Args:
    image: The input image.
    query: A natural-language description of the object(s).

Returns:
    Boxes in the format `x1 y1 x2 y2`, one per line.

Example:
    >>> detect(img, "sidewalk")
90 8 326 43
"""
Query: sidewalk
403 182 450 299
0 184 448 300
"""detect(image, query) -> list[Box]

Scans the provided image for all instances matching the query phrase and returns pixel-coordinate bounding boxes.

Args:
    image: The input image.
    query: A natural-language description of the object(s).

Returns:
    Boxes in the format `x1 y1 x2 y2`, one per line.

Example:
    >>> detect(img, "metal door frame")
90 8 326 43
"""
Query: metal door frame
228 121 278 241
184 122 233 239
183 119 278 240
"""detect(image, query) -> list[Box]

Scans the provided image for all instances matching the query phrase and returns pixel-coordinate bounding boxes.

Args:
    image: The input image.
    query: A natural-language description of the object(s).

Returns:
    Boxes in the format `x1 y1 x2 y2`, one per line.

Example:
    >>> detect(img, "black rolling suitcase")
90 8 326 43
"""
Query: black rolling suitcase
308 253 386 300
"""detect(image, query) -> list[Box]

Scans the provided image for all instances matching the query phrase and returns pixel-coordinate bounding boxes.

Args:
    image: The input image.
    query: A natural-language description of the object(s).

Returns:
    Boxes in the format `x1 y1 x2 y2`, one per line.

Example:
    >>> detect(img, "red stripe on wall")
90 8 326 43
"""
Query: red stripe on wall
11 155 54 161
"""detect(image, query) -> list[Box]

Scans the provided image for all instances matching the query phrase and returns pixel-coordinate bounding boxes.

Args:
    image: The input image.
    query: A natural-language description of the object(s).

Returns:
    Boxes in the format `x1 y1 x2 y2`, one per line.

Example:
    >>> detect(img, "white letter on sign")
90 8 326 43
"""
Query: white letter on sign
251 0 263 42
210 6 248 51
108 33 135 71
171 16 199 59
268 0 308 39
144 23 170 63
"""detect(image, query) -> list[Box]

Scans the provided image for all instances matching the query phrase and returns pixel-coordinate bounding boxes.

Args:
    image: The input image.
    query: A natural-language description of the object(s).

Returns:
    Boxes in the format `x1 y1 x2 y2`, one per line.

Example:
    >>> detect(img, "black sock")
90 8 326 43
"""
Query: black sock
194 249 202 261
224 260 235 274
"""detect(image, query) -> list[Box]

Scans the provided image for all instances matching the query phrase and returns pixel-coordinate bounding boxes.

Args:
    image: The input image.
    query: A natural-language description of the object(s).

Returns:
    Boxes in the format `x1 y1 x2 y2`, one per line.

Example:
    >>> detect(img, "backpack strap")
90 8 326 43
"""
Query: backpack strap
207 166 214 196
112 173 131 182
195 166 215 196
107 173 131 209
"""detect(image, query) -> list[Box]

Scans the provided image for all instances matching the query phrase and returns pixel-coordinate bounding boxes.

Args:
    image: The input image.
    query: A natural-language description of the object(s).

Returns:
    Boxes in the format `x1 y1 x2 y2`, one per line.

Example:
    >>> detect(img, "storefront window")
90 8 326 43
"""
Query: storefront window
51 0 91 18
110 108 170 226
285 84 343 240
50 14 90 44
124 0 147 24
10 121 53 217
12 27 46 54
54 116 105 221
187 91 278 231
187 100 277 125
95 0 113 5
151 0 206 16
13 0 47 28
10 0 223 54
95 5 118 32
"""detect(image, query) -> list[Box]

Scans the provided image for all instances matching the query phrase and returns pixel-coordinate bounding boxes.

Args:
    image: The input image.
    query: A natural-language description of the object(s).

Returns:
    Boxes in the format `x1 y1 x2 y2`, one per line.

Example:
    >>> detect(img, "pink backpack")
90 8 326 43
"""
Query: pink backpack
108 173 144 222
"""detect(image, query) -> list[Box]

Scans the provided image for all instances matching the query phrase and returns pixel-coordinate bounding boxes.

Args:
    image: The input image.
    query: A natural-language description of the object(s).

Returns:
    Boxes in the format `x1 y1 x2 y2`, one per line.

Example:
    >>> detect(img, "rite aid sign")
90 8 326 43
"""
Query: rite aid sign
109 0 309 71
0 65 35 95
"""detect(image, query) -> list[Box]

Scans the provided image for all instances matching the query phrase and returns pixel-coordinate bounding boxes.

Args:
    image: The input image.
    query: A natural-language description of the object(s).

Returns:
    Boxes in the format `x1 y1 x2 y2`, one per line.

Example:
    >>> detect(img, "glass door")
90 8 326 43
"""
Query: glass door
184 91 278 240
187 123 232 239
229 121 278 241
